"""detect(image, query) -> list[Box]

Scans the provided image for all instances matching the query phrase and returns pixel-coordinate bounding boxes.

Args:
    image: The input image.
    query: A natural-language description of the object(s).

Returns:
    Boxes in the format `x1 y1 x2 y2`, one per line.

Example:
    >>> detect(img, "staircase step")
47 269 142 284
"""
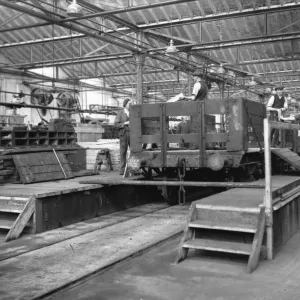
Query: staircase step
0 213 33 230
0 218 15 230
183 238 252 255
0 204 24 213
0 196 30 207
189 220 257 233
195 204 259 226
0 196 29 201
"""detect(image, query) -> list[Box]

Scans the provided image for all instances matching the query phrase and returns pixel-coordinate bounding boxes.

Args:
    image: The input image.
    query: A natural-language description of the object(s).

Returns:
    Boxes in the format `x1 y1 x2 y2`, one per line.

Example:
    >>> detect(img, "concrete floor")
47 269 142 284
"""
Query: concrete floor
53 232 300 300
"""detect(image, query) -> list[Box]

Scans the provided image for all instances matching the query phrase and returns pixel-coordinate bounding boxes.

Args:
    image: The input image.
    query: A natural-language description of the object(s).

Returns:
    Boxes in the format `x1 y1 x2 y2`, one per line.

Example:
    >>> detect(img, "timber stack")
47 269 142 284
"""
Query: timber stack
0 156 19 184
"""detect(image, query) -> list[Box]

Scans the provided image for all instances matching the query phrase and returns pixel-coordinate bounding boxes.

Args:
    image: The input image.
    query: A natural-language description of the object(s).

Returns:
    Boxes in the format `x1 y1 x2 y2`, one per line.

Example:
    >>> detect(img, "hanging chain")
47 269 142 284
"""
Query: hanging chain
178 159 186 205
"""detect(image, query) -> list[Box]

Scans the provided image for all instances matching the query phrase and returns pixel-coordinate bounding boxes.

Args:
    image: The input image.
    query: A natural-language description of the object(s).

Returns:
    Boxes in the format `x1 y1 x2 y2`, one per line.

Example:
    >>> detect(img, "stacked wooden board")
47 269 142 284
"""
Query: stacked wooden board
77 140 120 171
0 156 19 184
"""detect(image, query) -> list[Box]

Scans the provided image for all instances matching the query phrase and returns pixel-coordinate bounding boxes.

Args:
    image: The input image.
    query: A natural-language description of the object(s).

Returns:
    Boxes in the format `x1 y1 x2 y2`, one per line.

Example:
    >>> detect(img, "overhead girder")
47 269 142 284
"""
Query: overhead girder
0 0 205 76
1 3 300 35
76 0 139 31
0 33 84 49
3 53 134 69
2 0 300 96
0 0 141 53
25 69 179 85
1 0 299 84
54 0 197 23
147 31 300 53
225 56 300 66
20 2 300 30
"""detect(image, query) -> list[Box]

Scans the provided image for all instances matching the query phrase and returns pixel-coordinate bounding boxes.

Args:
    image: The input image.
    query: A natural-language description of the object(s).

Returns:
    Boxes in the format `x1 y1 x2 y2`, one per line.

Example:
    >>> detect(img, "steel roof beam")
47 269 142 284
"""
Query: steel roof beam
148 31 300 52
25 69 176 84
1 53 133 69
57 0 197 23
0 33 84 49
77 0 139 32
2 2 300 35
0 0 140 53
3 29 300 53
225 55 300 66
138 3 300 30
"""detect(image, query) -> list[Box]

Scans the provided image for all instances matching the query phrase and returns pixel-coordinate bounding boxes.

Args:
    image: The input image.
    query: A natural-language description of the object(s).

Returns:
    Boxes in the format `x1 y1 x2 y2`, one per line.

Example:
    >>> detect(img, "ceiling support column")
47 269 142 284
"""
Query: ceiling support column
187 52 192 96
135 31 146 104
135 54 145 104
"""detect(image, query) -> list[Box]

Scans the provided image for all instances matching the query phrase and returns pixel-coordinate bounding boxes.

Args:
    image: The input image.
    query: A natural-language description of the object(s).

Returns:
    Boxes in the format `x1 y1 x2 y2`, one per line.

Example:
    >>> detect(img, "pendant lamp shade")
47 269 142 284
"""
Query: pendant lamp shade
67 0 83 17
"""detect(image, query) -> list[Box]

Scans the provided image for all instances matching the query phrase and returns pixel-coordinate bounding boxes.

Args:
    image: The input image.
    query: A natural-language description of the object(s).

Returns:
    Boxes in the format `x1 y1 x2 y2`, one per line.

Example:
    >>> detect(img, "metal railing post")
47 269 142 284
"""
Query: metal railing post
263 118 273 260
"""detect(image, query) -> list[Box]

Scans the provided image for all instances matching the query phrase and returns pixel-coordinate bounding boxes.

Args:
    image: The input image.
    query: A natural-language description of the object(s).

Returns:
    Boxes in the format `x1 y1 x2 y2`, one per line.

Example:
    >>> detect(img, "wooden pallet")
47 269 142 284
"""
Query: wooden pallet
174 203 266 273
271 148 300 171
0 195 35 242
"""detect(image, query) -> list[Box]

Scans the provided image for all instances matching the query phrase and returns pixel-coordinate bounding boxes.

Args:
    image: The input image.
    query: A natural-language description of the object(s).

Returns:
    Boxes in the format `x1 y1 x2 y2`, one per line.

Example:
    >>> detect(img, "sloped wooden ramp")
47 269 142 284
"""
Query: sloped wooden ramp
13 152 73 183
0 195 35 242
271 148 300 171
174 203 266 273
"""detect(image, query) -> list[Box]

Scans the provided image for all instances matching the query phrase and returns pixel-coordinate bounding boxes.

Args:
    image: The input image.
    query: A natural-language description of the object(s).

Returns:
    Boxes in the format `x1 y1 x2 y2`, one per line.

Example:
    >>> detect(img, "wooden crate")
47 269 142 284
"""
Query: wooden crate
75 125 105 142
77 140 120 170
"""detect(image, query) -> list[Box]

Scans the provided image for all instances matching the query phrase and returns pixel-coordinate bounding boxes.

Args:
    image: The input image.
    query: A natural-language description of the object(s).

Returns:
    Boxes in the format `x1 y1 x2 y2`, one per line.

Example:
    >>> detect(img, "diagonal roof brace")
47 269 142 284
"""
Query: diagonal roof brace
0 0 141 53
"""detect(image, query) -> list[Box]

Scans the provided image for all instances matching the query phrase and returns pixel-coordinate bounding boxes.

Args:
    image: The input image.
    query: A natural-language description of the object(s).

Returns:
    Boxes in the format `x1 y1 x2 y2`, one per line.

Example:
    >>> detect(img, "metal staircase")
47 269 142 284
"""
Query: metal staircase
174 203 266 273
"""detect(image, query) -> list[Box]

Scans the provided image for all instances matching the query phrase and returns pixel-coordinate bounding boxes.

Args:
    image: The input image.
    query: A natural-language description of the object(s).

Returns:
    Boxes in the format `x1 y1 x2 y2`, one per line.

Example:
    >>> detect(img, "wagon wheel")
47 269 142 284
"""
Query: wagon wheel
57 93 70 107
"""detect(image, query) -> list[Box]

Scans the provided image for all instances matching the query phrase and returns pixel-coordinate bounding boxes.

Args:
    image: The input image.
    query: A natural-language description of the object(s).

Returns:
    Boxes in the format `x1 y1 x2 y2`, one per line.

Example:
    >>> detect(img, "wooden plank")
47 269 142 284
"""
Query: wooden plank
183 238 252 255
247 206 266 273
5 196 36 242
165 102 199 116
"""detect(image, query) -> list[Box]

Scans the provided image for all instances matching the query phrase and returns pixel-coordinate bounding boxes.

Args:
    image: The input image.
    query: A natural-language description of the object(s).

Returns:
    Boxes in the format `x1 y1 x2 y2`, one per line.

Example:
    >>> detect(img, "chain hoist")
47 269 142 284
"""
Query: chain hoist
178 159 186 205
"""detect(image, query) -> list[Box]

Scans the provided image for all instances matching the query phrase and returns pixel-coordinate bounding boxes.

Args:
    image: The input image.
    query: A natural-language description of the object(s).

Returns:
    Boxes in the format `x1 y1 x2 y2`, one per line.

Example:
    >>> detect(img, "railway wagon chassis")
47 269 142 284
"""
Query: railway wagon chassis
126 98 296 203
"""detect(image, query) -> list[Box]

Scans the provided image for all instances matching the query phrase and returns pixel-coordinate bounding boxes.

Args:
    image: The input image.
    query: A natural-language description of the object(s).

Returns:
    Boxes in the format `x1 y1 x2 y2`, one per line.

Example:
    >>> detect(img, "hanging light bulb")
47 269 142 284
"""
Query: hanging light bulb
265 87 272 95
217 64 225 74
165 39 178 54
227 70 235 79
67 0 84 17
248 77 257 86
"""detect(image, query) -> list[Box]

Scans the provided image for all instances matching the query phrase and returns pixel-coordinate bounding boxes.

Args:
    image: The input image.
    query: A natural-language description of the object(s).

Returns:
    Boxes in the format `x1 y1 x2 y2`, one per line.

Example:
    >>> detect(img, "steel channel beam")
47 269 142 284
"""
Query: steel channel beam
77 0 139 31
57 0 197 23
79 179 265 188
138 3 300 30
225 56 300 66
148 31 300 52
6 53 133 69
0 34 84 49
0 0 140 53
1 3 300 33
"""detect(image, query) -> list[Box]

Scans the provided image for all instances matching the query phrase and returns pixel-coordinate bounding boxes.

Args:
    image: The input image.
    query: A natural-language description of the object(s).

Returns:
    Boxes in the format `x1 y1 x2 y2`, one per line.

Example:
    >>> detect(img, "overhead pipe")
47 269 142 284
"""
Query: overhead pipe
0 101 121 114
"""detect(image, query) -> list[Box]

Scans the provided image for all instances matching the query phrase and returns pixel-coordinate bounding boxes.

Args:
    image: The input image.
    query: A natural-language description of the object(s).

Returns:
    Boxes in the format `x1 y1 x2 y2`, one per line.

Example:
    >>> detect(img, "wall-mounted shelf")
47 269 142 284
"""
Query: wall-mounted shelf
0 130 77 148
